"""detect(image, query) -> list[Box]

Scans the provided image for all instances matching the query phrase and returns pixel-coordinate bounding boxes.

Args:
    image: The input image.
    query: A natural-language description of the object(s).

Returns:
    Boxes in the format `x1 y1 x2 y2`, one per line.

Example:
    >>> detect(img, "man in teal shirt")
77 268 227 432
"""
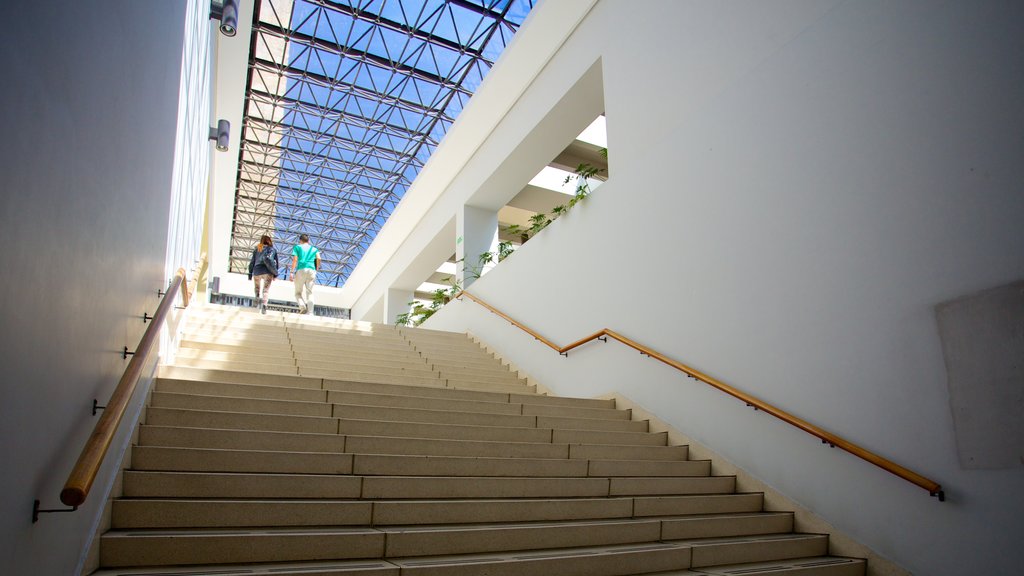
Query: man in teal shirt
290 234 320 315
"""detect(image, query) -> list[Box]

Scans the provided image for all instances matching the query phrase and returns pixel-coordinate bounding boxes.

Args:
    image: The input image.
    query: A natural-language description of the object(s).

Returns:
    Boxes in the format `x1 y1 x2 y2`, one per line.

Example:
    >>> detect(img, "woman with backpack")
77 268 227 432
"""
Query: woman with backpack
247 234 279 314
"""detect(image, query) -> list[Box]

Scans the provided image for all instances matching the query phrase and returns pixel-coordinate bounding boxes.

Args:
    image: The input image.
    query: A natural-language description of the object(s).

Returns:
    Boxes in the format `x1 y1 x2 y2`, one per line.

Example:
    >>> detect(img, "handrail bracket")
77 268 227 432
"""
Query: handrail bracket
33 500 77 523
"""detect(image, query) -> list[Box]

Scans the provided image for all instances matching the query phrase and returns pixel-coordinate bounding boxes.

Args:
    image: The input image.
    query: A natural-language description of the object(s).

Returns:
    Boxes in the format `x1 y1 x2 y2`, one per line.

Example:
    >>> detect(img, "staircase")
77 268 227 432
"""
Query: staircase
91 304 866 575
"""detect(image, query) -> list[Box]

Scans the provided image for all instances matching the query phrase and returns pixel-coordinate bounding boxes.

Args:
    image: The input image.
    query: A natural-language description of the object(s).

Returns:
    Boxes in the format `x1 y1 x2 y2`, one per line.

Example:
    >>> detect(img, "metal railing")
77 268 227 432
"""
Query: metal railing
34 257 205 521
455 290 944 501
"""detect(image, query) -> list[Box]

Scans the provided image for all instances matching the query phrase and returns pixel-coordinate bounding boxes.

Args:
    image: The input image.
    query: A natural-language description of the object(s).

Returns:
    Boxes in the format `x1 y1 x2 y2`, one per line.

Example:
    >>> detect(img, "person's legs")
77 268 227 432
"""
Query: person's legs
295 268 315 314
253 277 262 307
303 271 315 315
257 275 273 313
294 270 307 313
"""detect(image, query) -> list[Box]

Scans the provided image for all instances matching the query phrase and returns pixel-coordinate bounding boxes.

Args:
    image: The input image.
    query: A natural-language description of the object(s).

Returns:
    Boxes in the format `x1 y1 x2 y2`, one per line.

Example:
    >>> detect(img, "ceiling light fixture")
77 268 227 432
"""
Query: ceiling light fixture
210 0 239 37
209 120 230 152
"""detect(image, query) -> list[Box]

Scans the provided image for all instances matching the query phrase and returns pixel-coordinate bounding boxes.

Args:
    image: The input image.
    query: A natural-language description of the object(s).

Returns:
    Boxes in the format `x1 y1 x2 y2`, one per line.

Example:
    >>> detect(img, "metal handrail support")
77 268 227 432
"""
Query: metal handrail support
454 290 944 501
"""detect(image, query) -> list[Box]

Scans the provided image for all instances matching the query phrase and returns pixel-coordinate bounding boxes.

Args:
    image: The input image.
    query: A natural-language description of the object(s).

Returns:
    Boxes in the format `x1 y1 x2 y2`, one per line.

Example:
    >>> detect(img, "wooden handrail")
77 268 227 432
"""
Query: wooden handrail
454 290 944 501
60 261 201 508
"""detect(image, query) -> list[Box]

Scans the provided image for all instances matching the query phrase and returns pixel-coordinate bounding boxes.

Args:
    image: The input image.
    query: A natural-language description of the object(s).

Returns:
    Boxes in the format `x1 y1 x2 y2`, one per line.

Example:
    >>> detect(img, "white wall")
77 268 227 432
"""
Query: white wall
0 1 189 573
345 0 600 319
166 0 213 280
423 1 1024 574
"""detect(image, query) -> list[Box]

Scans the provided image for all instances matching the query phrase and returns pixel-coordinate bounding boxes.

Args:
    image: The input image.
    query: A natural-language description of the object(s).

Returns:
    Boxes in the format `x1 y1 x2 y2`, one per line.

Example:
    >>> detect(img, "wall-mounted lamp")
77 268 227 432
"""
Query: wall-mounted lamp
209 119 230 152
210 0 239 37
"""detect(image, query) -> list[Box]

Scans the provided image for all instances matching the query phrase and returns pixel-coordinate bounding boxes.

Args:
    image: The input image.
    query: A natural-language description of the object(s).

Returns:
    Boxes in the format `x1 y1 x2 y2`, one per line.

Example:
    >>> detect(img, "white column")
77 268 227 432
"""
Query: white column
456 205 499 290
384 287 414 325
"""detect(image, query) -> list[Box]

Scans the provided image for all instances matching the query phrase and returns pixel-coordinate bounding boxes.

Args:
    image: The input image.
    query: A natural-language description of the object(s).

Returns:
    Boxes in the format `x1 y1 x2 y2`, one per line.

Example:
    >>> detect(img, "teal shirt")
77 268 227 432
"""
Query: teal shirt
292 243 319 270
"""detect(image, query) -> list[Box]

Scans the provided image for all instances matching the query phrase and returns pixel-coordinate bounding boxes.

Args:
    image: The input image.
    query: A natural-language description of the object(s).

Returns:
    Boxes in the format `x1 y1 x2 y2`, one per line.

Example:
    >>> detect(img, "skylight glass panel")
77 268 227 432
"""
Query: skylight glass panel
230 0 536 287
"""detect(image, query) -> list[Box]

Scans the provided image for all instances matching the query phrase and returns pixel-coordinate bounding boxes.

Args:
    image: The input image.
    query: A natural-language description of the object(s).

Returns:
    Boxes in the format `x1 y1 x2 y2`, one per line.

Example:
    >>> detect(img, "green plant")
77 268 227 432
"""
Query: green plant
455 149 608 284
394 277 461 326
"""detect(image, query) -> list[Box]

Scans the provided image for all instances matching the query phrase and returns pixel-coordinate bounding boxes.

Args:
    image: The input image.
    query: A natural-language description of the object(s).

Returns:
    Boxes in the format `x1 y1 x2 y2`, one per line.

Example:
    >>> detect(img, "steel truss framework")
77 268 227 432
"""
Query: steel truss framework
230 0 536 286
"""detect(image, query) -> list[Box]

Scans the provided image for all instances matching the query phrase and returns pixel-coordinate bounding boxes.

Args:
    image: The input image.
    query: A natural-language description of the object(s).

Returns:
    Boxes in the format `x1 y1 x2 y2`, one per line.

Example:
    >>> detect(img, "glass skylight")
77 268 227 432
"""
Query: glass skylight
229 0 537 287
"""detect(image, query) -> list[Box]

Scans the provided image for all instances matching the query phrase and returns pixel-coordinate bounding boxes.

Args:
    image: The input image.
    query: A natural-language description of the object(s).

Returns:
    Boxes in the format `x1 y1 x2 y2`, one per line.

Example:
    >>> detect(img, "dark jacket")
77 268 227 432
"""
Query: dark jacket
248 245 278 279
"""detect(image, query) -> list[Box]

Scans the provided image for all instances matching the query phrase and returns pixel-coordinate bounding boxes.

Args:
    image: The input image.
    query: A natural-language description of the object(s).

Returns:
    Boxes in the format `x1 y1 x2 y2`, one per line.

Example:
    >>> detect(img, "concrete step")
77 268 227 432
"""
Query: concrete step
158 365 322 389
93 542 700 575
100 526 384 567
590 459 711 477
131 446 354 474
324 379 609 409
381 517 663 557
303 368 446 388
156 373 611 419
398 327 472 341
294 349 429 367
326 390 525 415
121 471 734 499
284 317 386 332
608 476 737 496
150 391 332 417
444 380 537 394
391 541 691 575
661 512 793 540
330 404 536 428
133 446 703 478
187 312 289 326
674 555 865 575
337 418 664 445
139 425 348 453
186 318 289 333
291 346 423 363
361 475 736 499
419 350 503 366
111 498 374 528
178 338 290 354
91 558 398 576
512 391 615 409
286 325 404 338
535 414 649 433
112 495 766 530
174 347 296 365
178 340 295 358
677 533 829 568
140 424 686 462
345 434 569 458
183 328 291 344
329 389 621 422
402 333 482 347
434 364 525 381
288 335 415 352
330 403 642 432
286 323 402 338
144 406 339 434
143 407 666 446
412 345 494 361
324 378 519 402
571 443 688 460
522 402 630 420
435 370 526 387
287 322 403 335
291 349 423 365
154 378 328 402
554 428 669 446
172 356 300 375
298 360 441 379
122 470 363 499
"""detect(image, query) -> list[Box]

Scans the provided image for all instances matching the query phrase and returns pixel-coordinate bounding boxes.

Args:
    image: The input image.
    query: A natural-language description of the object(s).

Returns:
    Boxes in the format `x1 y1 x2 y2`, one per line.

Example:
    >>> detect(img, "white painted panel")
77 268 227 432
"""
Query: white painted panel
422 1 1024 574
